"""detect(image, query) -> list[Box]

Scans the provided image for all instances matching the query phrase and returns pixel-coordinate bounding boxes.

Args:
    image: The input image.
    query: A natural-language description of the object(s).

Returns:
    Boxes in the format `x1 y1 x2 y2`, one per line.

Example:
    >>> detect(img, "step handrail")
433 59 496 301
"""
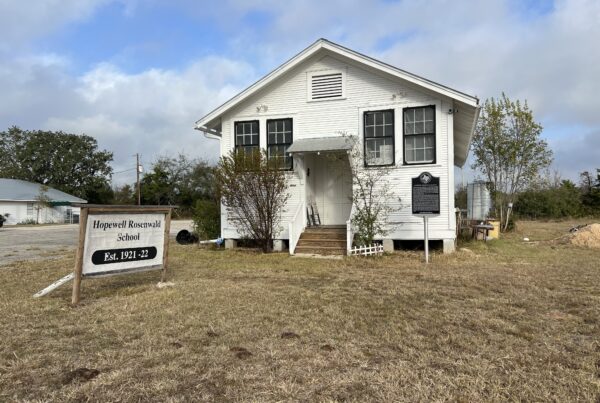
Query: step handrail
288 200 306 254
346 203 355 254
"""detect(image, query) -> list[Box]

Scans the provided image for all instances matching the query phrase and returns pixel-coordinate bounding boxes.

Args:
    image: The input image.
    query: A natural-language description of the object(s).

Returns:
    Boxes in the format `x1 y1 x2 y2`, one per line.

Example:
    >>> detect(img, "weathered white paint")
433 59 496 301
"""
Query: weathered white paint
201 42 479 248
288 199 306 254
304 153 352 225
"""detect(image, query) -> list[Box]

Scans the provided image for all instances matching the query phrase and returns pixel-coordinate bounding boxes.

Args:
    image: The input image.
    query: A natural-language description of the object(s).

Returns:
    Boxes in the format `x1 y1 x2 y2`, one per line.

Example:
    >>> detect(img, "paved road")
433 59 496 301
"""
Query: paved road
0 220 193 266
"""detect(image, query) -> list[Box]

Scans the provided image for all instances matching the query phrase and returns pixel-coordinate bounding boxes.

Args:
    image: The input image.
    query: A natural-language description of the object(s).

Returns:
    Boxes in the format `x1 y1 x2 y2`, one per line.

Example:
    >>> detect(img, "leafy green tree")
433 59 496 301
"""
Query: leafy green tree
580 170 600 215
139 154 216 215
140 163 172 205
515 180 583 219
471 94 553 229
85 182 114 204
112 184 135 205
215 149 289 253
192 199 221 240
0 126 113 203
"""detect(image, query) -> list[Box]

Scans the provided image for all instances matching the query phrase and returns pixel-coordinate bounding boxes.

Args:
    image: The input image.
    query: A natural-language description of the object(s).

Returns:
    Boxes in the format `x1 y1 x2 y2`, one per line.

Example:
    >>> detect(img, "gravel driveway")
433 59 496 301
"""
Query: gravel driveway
0 220 193 266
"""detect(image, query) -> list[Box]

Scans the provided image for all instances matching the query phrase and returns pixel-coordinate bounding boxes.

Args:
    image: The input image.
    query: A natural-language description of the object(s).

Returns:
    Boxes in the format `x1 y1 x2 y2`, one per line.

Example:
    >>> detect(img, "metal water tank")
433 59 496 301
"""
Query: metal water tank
467 182 492 220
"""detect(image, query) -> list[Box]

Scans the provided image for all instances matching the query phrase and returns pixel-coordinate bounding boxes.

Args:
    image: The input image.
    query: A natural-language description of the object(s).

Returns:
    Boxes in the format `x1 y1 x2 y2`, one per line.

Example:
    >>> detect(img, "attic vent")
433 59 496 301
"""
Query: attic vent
308 70 345 101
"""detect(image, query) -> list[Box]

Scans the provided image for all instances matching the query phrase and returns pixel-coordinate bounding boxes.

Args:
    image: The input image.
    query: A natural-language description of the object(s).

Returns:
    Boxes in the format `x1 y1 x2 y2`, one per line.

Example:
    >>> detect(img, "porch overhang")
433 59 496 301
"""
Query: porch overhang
287 136 354 154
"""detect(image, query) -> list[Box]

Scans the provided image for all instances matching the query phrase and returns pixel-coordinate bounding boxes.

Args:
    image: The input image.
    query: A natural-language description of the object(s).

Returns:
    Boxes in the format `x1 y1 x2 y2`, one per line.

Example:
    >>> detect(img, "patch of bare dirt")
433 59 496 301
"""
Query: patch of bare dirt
565 224 600 248
280 331 300 339
229 347 252 359
63 368 100 384
206 330 219 338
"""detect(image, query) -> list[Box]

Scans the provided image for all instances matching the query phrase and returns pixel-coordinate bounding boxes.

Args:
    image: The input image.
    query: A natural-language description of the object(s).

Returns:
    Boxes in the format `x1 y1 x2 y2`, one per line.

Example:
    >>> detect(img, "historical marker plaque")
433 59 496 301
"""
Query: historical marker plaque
412 172 440 215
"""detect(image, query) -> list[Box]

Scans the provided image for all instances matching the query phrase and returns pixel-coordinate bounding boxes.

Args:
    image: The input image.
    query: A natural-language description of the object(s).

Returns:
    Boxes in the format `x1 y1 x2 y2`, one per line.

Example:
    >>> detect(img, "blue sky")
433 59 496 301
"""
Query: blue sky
1 0 599 185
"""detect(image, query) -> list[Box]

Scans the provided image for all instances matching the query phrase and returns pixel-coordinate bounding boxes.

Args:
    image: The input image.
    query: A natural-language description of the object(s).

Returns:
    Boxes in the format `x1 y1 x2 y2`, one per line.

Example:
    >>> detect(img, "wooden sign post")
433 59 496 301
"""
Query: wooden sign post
412 172 440 264
71 204 174 305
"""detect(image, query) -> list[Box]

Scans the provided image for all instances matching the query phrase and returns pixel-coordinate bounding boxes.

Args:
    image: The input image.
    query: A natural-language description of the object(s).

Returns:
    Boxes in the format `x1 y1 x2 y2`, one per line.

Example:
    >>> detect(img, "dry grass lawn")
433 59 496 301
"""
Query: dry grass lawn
1 220 599 401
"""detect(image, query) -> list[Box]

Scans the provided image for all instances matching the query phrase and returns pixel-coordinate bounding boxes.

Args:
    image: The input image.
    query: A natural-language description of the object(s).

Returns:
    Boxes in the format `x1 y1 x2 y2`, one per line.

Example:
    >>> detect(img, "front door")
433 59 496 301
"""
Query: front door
307 153 352 225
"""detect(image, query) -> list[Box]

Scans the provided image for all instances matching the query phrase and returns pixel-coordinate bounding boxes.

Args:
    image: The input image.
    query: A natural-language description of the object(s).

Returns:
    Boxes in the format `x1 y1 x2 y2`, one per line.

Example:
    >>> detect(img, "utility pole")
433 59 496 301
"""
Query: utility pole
136 153 141 205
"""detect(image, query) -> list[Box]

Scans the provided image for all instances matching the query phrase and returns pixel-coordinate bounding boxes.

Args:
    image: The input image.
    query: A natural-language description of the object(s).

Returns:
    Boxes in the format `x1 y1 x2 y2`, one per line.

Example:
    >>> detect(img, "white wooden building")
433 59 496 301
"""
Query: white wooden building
195 39 479 254
0 178 86 225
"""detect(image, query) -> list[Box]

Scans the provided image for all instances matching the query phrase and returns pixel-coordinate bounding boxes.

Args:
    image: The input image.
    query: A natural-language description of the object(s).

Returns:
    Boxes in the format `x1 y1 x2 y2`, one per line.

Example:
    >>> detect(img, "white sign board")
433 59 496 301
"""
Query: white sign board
82 213 166 276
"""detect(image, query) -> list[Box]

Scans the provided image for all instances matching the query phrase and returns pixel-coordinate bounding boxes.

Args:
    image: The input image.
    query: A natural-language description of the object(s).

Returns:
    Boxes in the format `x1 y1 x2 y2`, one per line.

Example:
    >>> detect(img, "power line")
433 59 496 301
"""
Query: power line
112 168 137 175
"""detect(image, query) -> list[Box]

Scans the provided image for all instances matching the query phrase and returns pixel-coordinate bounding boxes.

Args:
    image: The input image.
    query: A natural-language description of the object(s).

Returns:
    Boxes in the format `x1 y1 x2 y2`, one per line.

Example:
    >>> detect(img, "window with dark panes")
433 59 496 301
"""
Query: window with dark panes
267 118 293 169
403 106 435 164
364 110 394 166
234 120 259 154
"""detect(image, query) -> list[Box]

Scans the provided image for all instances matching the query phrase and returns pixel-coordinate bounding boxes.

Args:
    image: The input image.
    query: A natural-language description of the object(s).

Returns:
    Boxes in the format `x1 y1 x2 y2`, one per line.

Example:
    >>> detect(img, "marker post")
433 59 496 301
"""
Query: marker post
412 172 440 264
423 215 429 264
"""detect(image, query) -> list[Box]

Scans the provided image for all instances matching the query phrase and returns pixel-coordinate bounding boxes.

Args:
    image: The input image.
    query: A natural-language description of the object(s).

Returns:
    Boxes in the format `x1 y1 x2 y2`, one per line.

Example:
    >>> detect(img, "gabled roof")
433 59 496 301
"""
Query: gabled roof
0 178 87 203
195 38 480 167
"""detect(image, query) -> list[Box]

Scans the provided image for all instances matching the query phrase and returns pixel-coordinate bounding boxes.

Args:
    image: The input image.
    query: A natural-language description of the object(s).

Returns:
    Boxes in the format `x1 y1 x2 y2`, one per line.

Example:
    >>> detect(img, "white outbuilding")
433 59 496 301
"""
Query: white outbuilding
0 178 86 225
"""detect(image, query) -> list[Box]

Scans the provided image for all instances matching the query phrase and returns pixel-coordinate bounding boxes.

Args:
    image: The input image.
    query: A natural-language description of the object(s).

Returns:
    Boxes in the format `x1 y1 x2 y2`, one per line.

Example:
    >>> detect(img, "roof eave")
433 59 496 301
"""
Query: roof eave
454 104 481 167
194 38 479 129
319 40 479 107
195 39 326 129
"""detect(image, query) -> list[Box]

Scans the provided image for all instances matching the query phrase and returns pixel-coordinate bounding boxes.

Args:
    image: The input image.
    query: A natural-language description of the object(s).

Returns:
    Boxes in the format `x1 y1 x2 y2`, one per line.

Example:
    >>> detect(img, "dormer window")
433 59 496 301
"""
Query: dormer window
307 69 345 101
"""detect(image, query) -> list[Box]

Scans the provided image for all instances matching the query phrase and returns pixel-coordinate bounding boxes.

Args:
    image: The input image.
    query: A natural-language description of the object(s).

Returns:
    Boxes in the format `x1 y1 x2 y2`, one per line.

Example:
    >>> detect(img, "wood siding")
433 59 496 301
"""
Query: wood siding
219 53 456 241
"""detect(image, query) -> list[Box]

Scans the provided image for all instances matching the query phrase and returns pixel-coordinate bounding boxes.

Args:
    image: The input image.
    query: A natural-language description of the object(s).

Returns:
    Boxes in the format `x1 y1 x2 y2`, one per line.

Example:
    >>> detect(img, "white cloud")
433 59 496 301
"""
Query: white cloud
58 57 254 182
197 0 600 178
0 53 256 184
0 0 112 48
1 0 599 184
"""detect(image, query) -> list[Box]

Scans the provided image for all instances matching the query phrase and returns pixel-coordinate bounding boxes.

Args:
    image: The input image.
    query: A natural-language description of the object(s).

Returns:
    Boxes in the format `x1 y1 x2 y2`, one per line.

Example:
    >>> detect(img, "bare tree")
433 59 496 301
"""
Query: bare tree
579 170 600 193
471 93 553 229
342 134 398 246
215 149 289 253
35 185 51 224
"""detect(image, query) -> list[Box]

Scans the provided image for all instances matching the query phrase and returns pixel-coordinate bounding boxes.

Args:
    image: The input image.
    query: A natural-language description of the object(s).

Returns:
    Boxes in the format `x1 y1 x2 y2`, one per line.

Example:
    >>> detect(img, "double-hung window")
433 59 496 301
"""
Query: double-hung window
364 110 394 166
403 106 435 164
235 120 259 155
267 118 293 170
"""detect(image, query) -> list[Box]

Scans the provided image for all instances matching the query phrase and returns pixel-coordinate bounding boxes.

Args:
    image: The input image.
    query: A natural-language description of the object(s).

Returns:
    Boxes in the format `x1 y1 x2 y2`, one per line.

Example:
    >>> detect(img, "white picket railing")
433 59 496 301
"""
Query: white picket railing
349 243 384 256
346 203 355 255
288 200 306 255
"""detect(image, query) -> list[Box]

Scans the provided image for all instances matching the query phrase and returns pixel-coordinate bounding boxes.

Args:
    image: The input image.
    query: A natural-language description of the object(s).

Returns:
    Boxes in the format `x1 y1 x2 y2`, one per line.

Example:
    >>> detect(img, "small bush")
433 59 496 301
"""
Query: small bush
18 218 37 225
192 199 220 240
515 180 584 219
